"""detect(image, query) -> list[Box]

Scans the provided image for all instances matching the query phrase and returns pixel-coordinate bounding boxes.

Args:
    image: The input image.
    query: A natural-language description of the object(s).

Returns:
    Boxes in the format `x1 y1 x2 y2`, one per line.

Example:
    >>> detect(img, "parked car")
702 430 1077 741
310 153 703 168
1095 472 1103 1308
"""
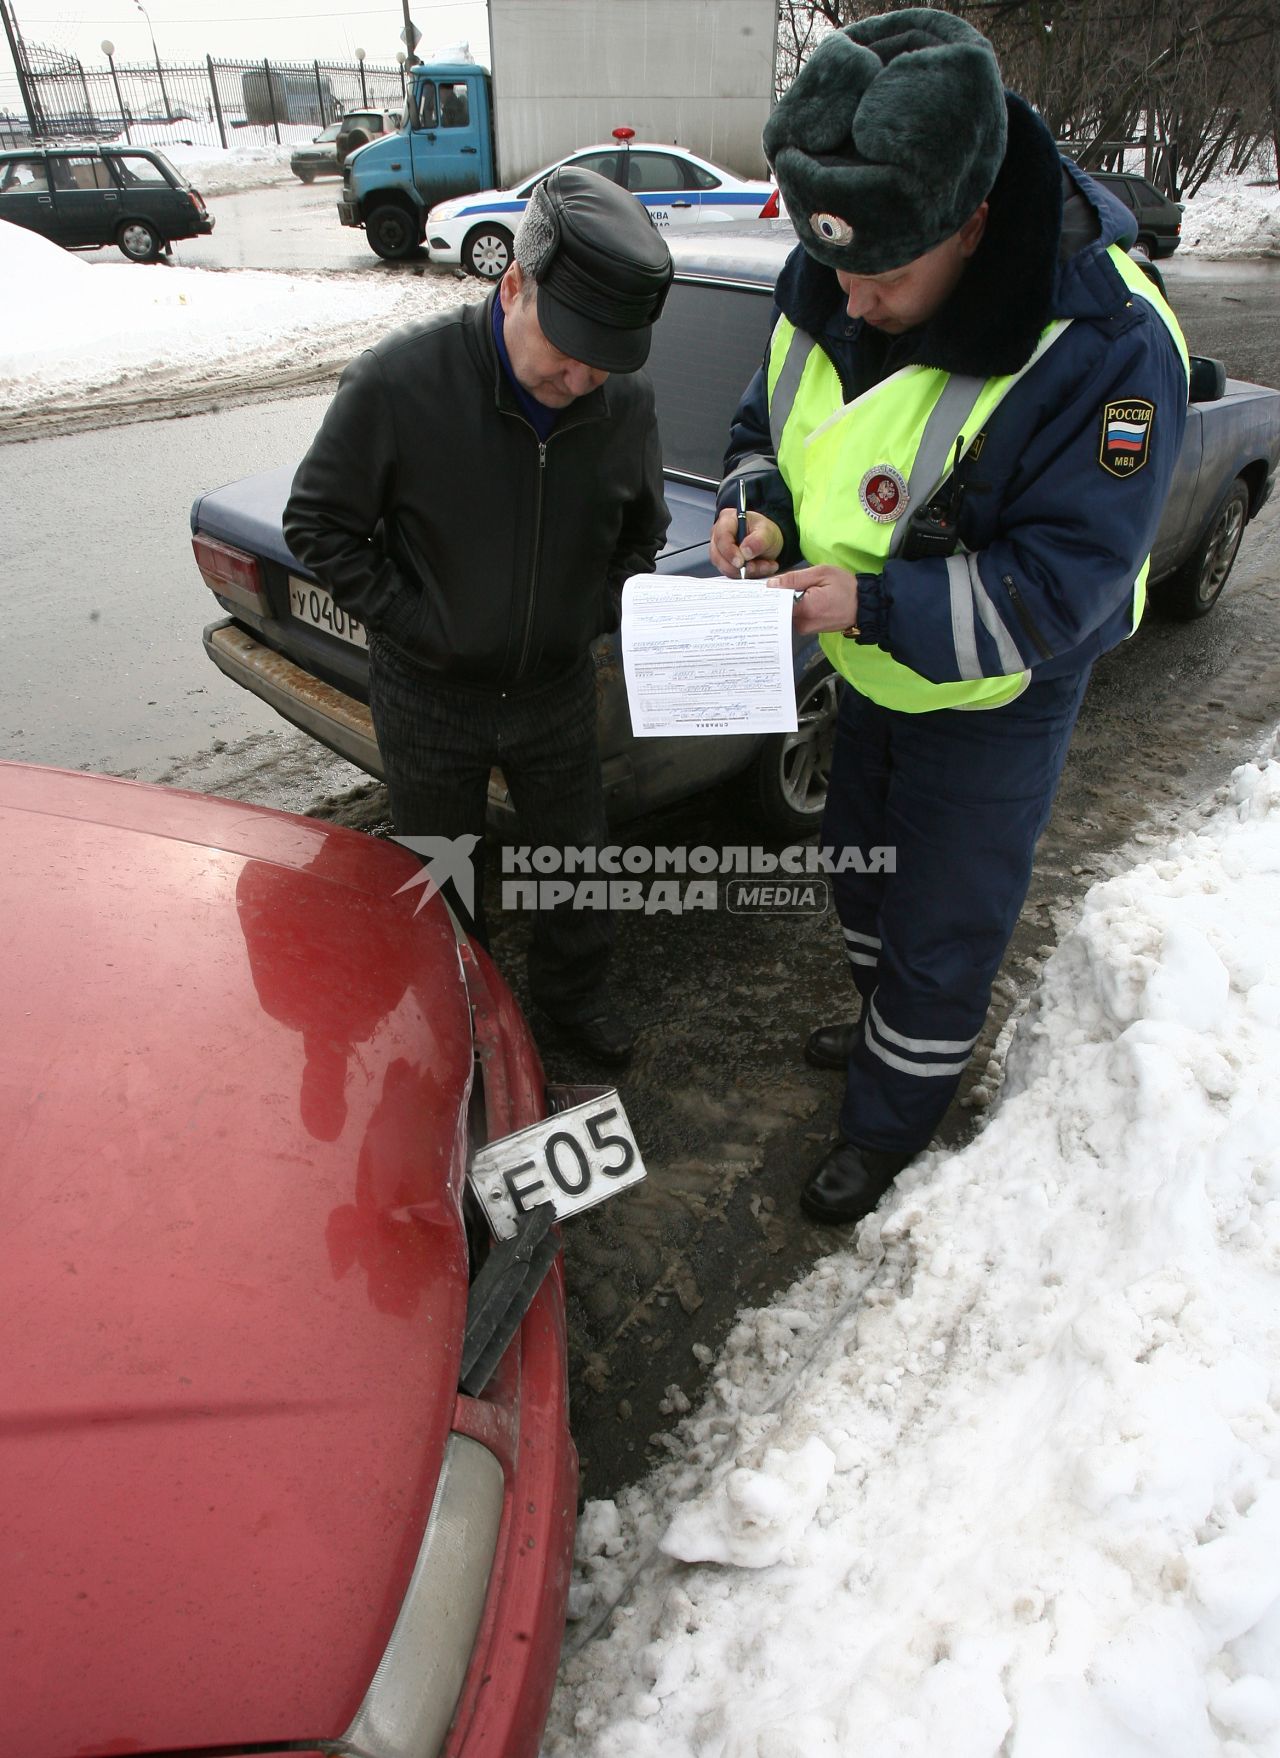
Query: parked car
1087 169 1184 258
0 758 588 1757
292 111 400 183
190 234 1280 834
0 143 213 260
426 140 778 279
336 106 402 163
289 119 344 182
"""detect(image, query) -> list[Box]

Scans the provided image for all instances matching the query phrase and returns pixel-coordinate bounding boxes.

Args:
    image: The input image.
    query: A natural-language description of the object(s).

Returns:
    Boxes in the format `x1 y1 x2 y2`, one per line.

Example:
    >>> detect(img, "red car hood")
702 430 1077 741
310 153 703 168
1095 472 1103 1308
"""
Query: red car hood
0 765 477 1754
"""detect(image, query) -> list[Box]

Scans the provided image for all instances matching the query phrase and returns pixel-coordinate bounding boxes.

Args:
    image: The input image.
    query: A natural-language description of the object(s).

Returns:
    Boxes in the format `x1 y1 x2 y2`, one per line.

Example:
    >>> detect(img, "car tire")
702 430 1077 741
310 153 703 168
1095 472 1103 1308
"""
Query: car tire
1136 232 1157 257
296 169 316 184
365 204 420 260
1149 477 1250 621
462 223 514 280
117 218 163 263
753 657 840 836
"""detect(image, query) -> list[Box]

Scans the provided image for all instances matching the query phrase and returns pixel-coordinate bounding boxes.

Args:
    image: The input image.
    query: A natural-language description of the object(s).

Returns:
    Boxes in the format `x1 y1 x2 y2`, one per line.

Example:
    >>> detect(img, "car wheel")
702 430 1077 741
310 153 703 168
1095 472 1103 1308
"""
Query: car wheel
365 204 420 260
1149 477 1250 621
1136 232 1157 257
296 169 316 184
462 223 514 280
117 218 162 262
753 658 840 836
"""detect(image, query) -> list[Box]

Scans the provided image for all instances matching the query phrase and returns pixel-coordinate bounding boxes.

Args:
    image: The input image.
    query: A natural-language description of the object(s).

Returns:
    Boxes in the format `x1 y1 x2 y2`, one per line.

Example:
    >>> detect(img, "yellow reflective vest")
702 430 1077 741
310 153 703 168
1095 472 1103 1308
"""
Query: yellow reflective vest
766 246 1189 712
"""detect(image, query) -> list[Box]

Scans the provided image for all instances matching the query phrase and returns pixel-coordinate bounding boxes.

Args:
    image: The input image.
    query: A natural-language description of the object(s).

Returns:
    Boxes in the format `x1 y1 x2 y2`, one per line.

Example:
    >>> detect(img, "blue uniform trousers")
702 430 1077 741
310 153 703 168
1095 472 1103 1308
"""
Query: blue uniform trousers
822 666 1091 1154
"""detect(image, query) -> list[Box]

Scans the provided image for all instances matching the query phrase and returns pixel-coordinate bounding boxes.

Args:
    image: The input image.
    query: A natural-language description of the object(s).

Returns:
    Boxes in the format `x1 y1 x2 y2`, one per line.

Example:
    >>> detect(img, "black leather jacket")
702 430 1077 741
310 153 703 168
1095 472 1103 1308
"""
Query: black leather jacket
283 292 669 689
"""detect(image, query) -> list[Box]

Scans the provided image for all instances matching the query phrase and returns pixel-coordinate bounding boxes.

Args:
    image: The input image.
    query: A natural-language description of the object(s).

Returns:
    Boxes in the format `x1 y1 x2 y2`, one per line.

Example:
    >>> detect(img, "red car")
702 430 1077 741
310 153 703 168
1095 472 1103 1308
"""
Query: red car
0 762 579 1757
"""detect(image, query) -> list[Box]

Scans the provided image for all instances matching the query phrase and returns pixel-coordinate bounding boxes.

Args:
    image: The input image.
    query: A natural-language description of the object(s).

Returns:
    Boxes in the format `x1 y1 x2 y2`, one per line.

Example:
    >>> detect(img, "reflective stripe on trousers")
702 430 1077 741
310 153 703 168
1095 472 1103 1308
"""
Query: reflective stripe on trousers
822 668 1091 1155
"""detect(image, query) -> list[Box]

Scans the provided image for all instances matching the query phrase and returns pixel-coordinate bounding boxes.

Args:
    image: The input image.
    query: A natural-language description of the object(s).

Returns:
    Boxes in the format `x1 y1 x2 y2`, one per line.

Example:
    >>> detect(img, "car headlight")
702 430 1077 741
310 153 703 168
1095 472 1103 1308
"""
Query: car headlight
339 1434 504 1758
429 198 462 222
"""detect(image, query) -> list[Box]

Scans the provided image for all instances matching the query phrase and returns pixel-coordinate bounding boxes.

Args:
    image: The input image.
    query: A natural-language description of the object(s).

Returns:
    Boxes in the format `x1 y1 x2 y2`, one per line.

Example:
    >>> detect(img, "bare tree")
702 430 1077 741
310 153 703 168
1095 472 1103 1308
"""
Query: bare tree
777 0 1279 195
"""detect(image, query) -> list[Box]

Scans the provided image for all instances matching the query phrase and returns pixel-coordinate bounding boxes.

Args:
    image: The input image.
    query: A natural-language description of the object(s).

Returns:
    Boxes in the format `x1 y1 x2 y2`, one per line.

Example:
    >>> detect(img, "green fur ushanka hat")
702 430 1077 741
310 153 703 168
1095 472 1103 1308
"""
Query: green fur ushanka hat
764 8 1008 275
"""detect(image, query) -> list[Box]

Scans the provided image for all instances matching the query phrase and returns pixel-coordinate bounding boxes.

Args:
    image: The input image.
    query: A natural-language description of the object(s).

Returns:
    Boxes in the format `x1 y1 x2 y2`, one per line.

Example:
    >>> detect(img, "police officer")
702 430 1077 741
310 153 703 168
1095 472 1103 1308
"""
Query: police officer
710 9 1189 1222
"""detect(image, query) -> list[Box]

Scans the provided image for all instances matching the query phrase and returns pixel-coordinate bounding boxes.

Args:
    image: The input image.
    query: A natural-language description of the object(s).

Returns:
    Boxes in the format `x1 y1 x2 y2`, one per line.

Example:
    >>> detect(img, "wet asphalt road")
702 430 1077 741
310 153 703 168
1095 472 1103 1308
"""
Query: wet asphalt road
4 221 1280 1499
168 174 400 276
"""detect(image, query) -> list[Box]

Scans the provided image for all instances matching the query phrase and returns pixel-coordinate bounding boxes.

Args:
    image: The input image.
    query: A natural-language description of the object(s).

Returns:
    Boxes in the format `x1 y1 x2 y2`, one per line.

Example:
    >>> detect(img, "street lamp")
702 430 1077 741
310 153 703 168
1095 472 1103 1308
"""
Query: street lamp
101 38 131 142
355 45 367 108
134 0 172 122
396 49 407 100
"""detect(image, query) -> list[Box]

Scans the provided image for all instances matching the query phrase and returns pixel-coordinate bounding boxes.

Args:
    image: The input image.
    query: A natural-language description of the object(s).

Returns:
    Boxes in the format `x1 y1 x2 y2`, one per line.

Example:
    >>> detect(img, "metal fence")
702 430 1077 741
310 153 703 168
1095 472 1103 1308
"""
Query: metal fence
1 55 410 152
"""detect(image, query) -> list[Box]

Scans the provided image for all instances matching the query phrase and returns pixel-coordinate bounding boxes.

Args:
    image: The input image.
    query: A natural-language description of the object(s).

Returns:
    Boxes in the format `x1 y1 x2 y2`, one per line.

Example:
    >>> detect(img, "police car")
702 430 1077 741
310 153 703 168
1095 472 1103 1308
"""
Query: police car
426 134 778 278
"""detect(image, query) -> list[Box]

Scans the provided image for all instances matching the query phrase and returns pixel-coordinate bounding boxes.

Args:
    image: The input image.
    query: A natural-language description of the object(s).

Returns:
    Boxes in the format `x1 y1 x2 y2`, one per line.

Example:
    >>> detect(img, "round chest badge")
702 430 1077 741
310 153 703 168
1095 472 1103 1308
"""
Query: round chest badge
859 465 909 524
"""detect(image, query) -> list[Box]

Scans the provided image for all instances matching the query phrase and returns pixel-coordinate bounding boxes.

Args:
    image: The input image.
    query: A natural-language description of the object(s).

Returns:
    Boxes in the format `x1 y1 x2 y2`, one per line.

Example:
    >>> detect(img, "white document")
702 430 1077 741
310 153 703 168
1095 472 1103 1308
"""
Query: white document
621 574 798 738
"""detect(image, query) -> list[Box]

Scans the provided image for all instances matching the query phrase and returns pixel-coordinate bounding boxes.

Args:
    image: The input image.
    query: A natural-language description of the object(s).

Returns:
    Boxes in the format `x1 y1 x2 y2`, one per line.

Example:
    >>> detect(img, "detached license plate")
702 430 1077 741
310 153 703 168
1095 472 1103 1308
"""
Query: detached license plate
289 576 367 648
467 1089 646 1241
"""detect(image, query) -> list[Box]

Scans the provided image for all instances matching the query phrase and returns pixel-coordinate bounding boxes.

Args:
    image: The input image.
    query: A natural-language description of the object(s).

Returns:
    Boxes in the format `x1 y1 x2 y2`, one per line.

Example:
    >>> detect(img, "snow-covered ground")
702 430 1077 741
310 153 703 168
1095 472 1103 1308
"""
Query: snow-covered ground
0 218 472 417
1182 175 1280 259
546 746 1280 1757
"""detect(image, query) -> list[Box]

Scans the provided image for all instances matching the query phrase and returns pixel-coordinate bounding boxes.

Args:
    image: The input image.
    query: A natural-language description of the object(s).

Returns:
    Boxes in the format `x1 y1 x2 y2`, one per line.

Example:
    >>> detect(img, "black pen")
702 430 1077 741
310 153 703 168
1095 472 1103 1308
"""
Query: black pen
736 478 748 581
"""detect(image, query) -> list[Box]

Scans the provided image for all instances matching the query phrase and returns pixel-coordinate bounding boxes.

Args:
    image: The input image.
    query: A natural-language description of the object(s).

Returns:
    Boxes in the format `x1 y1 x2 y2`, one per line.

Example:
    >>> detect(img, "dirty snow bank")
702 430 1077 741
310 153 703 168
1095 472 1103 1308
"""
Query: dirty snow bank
1182 176 1280 258
0 219 470 415
548 747 1280 1758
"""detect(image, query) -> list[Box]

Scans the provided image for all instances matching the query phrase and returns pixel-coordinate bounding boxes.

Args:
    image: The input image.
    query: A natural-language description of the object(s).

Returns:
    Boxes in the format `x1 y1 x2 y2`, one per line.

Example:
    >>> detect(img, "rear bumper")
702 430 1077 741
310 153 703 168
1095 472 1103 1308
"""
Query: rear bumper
203 618 383 777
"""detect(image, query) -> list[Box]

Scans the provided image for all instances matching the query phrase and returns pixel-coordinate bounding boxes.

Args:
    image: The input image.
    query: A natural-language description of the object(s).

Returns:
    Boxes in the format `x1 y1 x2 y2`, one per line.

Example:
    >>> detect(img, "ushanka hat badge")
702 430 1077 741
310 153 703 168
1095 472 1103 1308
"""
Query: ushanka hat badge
764 7 1008 276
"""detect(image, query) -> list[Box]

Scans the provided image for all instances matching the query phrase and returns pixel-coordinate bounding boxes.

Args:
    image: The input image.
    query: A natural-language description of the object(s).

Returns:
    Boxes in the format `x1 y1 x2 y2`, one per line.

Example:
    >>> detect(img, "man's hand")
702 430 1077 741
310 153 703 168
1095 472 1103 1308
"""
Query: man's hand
769 565 859 635
709 506 784 579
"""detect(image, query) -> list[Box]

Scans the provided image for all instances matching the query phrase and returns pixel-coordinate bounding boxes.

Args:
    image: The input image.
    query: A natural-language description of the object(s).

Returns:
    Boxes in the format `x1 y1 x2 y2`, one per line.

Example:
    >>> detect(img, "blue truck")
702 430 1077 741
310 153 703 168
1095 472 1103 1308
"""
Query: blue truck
336 61 492 260
334 23 777 266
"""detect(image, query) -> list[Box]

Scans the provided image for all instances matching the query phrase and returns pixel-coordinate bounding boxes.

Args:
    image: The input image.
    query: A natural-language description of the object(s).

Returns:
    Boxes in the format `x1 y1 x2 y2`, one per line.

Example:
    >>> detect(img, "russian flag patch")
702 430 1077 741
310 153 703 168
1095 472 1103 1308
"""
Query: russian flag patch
1099 399 1154 476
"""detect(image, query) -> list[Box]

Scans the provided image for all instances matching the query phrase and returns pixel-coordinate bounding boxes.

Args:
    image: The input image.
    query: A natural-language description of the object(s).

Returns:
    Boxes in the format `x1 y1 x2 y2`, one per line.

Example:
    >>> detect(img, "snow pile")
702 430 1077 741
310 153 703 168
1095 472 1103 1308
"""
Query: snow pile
549 753 1280 1757
161 139 300 193
1182 177 1280 258
0 219 470 413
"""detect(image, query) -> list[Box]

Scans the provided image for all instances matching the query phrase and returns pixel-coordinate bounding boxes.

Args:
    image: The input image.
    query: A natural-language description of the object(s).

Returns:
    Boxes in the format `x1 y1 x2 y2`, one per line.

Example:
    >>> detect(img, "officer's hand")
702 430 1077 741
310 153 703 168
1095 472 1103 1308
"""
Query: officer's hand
769 565 859 634
709 506 784 579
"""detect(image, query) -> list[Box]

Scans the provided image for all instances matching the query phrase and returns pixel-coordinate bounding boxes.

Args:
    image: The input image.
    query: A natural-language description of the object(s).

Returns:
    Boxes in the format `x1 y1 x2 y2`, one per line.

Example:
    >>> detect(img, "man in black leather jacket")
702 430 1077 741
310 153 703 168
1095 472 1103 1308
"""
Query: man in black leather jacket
285 167 672 1064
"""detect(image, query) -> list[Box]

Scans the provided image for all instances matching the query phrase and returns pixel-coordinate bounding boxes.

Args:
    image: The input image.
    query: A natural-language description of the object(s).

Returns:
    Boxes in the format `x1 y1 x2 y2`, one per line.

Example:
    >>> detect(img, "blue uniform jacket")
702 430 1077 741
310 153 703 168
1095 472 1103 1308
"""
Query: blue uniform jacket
720 97 1190 687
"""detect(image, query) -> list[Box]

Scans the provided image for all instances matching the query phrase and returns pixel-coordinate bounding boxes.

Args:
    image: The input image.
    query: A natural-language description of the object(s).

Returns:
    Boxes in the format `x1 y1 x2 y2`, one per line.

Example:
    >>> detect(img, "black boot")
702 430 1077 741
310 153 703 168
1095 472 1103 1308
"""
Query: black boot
804 1020 859 1070
552 1010 637 1067
800 1139 913 1225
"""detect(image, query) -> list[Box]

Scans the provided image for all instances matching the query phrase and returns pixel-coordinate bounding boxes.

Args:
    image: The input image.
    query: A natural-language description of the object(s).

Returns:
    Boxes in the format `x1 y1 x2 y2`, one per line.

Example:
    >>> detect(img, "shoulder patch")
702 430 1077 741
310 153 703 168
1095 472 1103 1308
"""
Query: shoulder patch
1099 399 1154 477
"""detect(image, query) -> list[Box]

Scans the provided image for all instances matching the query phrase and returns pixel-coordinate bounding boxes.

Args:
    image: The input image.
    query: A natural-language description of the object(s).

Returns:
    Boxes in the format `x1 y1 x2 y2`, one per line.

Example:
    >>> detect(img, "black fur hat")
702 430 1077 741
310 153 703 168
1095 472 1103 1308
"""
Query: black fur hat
765 8 1008 275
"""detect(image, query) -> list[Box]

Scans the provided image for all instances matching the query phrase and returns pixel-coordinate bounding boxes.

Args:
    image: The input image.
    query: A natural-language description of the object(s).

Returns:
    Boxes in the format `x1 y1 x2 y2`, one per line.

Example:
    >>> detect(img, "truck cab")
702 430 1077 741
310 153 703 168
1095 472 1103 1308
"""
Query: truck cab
337 62 496 260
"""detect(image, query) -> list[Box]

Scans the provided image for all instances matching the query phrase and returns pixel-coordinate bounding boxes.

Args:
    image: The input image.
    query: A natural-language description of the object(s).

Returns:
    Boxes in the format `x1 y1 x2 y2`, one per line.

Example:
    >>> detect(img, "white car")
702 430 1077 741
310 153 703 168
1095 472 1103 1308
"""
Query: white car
426 140 778 278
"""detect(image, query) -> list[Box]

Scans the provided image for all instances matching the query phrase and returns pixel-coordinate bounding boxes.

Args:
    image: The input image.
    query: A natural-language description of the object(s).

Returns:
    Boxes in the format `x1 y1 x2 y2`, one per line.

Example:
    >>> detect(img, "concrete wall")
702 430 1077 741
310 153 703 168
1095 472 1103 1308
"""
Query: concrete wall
489 0 777 184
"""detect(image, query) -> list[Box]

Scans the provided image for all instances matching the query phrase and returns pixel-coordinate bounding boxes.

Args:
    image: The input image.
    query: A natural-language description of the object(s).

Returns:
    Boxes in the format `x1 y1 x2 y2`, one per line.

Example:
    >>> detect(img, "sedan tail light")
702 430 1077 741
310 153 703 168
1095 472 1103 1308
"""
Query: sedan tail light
188 189 208 217
192 532 267 616
759 187 780 219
